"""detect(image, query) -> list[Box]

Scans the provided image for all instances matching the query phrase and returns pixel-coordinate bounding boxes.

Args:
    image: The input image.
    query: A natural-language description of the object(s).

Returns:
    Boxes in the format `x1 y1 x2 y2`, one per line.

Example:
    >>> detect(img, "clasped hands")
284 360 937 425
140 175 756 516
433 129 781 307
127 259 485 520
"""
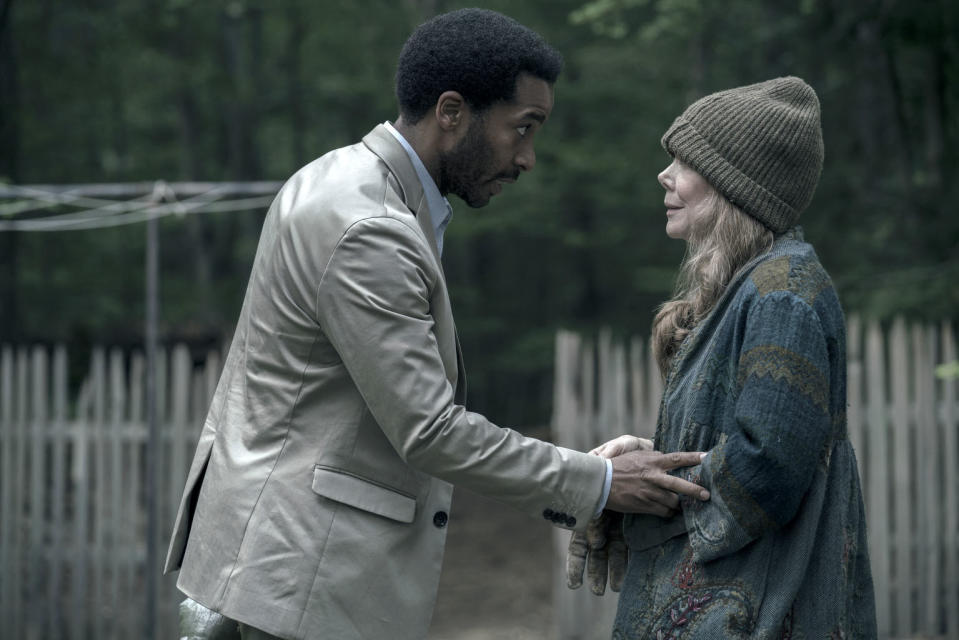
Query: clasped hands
566 436 708 595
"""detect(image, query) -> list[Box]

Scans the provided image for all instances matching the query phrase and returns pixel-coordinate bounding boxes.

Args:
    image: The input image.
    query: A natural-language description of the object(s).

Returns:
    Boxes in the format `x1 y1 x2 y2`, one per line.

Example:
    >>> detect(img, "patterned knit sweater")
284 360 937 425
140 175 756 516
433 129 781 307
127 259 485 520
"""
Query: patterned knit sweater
614 230 877 639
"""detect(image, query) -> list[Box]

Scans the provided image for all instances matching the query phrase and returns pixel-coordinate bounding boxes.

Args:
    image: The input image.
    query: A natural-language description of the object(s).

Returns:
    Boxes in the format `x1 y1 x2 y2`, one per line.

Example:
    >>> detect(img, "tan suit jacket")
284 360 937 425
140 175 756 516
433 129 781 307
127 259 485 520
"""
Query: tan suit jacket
164 125 606 640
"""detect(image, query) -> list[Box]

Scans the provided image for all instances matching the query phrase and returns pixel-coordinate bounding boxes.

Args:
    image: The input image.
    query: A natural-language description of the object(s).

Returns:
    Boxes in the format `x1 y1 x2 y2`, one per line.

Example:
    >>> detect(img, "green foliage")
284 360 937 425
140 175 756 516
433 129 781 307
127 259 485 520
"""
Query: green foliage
1 0 957 425
937 361 959 380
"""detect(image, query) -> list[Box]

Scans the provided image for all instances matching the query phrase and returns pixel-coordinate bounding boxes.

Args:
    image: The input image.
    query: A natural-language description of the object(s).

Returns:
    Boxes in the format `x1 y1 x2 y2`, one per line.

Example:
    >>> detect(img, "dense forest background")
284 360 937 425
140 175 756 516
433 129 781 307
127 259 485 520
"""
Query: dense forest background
1 0 956 427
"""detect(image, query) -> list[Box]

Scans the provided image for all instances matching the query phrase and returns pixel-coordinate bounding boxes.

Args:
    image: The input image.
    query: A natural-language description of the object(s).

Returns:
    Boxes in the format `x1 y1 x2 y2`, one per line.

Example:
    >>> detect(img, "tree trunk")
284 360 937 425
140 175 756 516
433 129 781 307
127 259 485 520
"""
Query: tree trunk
221 5 262 180
285 4 305 168
174 15 215 333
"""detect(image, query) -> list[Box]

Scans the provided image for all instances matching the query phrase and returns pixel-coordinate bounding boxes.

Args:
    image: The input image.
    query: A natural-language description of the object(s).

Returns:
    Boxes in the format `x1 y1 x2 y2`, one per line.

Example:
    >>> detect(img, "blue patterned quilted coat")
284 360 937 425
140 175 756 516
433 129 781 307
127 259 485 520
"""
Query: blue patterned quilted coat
614 230 877 639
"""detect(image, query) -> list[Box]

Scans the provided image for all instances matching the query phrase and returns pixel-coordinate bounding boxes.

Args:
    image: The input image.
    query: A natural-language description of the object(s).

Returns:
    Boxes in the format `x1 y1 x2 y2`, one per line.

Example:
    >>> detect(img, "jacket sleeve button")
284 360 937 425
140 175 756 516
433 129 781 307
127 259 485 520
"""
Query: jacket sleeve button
543 508 555 520
566 516 577 528
433 510 449 528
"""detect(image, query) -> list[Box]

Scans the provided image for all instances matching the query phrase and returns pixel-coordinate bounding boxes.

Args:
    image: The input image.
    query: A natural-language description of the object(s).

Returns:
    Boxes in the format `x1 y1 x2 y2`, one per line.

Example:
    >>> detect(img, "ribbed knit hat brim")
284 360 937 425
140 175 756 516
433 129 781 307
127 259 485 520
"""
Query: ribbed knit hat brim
662 77 824 233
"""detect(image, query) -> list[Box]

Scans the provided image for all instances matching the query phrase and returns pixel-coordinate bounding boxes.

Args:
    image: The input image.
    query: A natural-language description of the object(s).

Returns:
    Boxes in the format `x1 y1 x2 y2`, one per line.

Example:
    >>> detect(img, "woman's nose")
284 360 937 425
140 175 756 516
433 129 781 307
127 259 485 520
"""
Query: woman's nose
657 167 670 189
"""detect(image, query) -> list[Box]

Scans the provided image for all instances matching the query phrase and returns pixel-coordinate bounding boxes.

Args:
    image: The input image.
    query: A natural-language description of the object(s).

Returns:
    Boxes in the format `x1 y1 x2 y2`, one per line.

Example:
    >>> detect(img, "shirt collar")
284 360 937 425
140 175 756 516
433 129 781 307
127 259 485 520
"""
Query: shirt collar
384 121 453 255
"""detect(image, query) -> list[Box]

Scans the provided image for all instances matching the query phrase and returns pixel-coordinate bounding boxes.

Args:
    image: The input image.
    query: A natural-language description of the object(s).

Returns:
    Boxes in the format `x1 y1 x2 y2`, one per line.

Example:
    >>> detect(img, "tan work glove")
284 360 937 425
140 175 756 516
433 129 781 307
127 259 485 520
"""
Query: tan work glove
566 509 627 595
566 435 652 595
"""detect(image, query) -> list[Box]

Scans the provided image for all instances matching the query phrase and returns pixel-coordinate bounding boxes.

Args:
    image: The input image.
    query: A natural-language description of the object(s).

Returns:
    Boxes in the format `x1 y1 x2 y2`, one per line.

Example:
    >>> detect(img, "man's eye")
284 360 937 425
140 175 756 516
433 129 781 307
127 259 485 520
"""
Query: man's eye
516 125 530 137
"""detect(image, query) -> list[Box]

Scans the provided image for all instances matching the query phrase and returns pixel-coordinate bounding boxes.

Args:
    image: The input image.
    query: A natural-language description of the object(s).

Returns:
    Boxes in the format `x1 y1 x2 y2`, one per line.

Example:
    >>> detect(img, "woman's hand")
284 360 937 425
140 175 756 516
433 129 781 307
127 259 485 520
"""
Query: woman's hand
590 434 654 459
566 510 627 595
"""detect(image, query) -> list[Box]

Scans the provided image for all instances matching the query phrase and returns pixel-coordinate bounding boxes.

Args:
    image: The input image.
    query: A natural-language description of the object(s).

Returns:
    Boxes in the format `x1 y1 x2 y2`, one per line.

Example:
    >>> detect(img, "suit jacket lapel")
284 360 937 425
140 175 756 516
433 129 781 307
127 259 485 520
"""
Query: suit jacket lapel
362 124 466 400
361 125 441 264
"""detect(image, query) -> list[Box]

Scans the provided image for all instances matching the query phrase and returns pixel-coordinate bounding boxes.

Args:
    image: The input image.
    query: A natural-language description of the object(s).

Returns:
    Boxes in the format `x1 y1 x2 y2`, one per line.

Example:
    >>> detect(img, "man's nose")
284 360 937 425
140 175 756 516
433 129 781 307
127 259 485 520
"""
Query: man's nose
515 147 536 172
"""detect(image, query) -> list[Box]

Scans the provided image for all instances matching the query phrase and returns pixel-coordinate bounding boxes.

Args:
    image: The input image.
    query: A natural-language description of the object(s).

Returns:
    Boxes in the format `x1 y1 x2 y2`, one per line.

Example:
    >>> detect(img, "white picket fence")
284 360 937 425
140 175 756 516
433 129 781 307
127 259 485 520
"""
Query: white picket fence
0 344 219 640
2 316 957 640
551 316 959 640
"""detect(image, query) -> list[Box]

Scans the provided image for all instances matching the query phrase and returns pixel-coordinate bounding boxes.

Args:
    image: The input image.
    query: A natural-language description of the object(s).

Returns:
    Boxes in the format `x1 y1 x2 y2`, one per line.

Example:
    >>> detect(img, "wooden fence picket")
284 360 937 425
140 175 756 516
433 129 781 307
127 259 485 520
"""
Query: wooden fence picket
0 347 13 638
889 318 912 633
71 377 91 639
49 347 67 638
865 319 892 637
29 346 46 640
14 347 27 640
108 348 124 637
846 315 864 475
91 347 107 639
127 351 145 639
942 322 959 639
915 325 938 636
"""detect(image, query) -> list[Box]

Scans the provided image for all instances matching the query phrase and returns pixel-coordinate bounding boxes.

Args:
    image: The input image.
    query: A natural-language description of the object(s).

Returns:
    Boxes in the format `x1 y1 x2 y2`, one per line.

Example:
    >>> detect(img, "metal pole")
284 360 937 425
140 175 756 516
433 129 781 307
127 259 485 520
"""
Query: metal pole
144 209 159 640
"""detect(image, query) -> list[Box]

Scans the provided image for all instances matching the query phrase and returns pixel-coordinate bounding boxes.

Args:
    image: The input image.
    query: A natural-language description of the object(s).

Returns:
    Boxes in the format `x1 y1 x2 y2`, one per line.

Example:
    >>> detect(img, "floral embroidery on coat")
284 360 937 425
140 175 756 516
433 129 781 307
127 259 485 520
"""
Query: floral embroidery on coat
650 586 754 639
671 545 702 590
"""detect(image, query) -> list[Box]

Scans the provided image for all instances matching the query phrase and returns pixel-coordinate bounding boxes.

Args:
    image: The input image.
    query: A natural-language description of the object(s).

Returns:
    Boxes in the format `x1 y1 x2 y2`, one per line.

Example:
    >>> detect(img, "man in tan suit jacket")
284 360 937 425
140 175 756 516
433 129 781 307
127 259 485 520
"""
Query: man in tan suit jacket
167 9 707 640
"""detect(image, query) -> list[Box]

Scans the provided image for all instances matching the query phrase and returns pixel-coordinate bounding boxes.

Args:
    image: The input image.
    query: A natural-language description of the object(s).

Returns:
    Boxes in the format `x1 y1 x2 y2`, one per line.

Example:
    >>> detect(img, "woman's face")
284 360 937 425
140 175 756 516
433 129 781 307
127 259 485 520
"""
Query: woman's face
657 159 714 240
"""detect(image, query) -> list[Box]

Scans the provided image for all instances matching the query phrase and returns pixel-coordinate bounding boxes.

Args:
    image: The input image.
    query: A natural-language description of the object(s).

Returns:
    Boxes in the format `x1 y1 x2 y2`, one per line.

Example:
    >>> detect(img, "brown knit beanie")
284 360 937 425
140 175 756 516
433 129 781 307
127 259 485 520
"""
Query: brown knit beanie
661 76 824 234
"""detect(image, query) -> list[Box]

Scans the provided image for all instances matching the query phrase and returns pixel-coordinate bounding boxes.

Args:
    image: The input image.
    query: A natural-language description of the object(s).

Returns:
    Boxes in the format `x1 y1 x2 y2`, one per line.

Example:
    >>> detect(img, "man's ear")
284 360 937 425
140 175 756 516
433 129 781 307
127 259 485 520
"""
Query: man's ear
435 91 468 132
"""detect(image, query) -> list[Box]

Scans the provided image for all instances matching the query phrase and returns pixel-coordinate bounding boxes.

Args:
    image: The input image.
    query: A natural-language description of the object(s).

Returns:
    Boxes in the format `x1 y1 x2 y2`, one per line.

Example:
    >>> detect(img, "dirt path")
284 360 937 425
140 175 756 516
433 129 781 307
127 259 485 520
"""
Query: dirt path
427 483 556 640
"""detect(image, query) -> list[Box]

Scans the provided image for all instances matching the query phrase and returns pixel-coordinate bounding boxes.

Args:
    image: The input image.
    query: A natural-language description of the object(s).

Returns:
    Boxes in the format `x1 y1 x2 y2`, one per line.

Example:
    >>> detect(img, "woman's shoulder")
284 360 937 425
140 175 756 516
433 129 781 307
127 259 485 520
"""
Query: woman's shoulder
747 229 834 307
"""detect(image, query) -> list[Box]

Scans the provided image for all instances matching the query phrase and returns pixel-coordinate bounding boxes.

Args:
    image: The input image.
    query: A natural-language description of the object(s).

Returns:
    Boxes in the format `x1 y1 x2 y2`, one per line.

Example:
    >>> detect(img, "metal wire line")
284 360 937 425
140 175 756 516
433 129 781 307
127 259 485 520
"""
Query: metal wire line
0 181 281 231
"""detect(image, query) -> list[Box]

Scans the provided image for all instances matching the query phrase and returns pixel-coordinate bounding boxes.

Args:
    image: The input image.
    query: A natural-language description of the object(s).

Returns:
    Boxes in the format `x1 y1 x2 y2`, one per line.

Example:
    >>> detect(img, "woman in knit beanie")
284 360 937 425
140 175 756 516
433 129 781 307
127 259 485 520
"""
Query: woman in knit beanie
568 77 877 638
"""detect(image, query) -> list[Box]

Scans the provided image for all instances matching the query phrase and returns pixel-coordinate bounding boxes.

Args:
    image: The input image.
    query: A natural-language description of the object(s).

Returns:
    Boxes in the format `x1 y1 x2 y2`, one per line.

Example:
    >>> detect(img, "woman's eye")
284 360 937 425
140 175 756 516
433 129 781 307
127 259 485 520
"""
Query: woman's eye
516 125 530 137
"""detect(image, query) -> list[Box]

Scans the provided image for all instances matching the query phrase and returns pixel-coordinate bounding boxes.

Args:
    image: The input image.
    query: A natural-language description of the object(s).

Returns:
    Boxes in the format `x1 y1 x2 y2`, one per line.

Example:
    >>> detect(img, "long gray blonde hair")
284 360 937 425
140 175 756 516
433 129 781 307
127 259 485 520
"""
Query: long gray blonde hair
652 188 774 378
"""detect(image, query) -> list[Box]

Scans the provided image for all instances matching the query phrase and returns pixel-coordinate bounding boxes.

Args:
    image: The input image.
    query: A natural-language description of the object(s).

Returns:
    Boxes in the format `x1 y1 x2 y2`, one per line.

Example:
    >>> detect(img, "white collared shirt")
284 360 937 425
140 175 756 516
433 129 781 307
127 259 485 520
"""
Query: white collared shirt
384 121 453 256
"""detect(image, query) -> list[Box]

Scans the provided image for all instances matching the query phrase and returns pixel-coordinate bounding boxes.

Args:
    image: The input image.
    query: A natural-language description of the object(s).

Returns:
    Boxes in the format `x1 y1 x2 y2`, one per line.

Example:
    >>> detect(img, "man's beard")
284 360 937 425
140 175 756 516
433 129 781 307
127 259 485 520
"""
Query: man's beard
439 117 495 208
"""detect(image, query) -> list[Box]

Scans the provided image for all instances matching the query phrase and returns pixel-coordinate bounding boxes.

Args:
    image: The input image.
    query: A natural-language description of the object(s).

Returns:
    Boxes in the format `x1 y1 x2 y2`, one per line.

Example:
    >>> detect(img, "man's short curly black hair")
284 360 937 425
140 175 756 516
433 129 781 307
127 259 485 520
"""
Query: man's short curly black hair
395 8 563 123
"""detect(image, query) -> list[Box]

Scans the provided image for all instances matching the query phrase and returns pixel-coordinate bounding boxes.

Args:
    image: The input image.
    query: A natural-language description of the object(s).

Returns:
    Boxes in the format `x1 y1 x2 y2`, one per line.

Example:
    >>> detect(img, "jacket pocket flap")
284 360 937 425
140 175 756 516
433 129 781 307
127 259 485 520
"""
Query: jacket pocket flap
625 513 688 551
311 466 416 523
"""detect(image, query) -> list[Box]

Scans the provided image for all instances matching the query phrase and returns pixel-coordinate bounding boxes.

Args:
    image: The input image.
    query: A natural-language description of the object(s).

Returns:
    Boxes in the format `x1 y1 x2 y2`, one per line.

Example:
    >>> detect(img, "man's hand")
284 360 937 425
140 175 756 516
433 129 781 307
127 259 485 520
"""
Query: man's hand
566 510 627 595
605 449 709 516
